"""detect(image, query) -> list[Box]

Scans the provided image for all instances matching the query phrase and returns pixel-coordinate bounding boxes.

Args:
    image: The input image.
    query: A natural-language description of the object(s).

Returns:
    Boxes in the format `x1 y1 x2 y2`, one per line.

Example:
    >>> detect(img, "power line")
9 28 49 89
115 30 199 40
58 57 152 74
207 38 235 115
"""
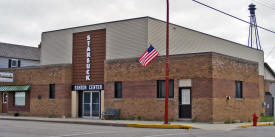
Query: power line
254 0 275 7
253 0 275 11
192 0 275 58
261 0 275 5
192 0 275 34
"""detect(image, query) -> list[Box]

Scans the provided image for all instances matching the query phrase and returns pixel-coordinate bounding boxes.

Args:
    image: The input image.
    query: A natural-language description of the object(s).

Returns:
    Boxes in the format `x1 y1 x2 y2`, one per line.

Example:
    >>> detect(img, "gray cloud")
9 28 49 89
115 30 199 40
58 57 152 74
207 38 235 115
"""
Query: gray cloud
0 0 274 69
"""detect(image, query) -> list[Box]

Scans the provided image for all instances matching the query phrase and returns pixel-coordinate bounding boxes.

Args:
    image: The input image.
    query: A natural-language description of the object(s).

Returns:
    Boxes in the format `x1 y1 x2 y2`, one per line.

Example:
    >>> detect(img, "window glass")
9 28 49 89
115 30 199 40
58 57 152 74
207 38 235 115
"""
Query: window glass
235 81 243 98
49 84 55 99
15 92 26 106
115 82 122 98
157 80 174 98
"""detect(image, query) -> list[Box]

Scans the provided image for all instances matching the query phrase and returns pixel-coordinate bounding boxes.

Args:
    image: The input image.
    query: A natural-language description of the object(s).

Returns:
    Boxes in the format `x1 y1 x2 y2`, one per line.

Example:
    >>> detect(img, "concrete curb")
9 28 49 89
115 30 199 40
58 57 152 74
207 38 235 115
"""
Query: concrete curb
0 117 127 127
240 122 274 128
0 117 192 129
127 123 193 129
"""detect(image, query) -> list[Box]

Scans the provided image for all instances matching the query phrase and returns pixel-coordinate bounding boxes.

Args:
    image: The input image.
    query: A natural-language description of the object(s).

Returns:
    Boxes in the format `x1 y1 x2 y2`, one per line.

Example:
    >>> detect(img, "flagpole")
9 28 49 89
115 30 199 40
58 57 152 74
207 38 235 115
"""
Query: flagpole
164 0 169 124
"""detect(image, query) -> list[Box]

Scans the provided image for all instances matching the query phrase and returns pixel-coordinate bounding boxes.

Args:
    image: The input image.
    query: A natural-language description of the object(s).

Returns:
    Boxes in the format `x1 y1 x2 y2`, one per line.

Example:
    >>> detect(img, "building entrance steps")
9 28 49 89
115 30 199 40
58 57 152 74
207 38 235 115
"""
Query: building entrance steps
0 115 259 130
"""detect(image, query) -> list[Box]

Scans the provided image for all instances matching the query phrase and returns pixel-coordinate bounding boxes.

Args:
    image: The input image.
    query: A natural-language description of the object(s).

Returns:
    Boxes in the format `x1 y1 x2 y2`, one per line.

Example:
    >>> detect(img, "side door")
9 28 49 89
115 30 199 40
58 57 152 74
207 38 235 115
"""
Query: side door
179 88 192 119
2 93 8 113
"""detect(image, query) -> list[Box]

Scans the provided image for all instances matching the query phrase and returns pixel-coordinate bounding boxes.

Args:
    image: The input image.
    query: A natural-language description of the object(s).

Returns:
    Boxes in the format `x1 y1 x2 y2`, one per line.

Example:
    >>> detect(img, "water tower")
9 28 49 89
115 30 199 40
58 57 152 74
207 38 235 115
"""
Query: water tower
248 3 262 50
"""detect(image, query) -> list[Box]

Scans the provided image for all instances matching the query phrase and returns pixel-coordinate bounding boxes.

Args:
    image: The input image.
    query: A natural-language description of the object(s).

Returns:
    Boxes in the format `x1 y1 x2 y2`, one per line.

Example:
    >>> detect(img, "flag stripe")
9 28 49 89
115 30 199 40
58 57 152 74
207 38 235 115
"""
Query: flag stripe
139 52 148 64
144 52 159 66
143 50 158 65
139 45 159 67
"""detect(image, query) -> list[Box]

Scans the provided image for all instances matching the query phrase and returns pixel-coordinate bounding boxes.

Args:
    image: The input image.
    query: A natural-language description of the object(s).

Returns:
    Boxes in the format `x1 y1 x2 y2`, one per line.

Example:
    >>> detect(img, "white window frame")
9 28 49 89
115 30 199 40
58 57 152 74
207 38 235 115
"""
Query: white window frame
11 59 18 68
15 92 26 106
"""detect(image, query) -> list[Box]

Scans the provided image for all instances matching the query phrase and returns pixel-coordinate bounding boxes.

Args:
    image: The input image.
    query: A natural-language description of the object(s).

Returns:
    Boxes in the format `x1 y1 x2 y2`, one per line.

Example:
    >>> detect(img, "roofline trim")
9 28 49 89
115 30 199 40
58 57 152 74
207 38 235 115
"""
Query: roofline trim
42 16 263 53
42 16 150 34
0 56 40 61
0 42 39 49
264 63 275 78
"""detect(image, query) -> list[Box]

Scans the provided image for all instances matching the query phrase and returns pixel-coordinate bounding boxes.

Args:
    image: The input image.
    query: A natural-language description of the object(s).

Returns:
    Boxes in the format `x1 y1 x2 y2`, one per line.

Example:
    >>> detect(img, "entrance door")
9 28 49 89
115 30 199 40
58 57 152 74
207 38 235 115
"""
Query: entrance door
83 91 100 118
2 93 8 113
179 88 192 119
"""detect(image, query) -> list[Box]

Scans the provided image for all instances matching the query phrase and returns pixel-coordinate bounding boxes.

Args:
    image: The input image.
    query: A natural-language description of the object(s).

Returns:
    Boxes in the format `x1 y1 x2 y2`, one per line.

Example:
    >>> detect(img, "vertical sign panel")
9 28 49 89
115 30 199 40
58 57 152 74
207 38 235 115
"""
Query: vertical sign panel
72 29 106 85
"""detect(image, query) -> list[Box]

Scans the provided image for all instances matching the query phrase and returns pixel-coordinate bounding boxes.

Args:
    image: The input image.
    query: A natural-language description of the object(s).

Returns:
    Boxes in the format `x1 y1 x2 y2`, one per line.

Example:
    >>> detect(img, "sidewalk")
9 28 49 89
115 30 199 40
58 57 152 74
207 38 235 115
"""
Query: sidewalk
0 115 247 130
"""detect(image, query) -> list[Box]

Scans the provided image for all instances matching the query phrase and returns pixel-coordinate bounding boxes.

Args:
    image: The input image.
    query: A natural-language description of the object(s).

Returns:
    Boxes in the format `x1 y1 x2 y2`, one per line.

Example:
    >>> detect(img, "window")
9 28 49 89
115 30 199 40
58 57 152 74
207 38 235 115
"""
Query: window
235 81 243 98
15 92 26 106
49 84 55 99
157 80 174 98
8 59 21 68
114 82 122 98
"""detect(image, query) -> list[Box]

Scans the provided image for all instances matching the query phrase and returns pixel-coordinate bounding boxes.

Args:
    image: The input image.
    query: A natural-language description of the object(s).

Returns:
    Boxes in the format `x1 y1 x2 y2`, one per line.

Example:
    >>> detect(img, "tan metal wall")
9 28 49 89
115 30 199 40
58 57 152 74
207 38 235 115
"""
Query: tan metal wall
41 24 106 65
41 17 264 75
106 18 148 60
147 18 264 75
41 18 148 65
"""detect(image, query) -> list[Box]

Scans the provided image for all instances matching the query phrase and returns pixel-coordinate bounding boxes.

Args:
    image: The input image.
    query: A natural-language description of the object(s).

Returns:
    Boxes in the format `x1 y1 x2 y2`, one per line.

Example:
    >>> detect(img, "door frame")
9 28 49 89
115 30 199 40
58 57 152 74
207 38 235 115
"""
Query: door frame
178 87 192 119
82 91 101 118
2 92 8 113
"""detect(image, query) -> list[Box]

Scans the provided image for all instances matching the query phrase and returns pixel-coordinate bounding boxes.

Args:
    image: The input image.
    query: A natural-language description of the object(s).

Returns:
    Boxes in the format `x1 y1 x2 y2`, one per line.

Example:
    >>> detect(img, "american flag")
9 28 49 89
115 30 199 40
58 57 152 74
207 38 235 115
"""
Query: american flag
139 45 159 67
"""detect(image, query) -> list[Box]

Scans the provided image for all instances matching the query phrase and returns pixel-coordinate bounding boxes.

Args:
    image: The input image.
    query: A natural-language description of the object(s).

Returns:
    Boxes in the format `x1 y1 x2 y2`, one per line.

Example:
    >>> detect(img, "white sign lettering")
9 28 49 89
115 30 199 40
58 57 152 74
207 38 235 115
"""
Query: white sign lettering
86 35 91 81
0 72 13 82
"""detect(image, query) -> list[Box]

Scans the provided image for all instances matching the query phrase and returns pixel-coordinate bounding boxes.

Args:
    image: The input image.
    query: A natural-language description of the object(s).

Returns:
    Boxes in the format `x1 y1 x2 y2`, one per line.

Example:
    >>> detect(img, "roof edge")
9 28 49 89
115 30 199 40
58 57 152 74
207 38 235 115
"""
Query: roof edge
42 16 263 53
147 17 264 53
264 63 275 78
42 16 150 34
0 42 38 49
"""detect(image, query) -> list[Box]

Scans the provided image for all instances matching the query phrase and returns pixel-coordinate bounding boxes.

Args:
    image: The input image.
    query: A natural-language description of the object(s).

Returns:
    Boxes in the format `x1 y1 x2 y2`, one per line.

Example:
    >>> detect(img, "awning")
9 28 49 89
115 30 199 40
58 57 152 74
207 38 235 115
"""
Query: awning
0 85 30 92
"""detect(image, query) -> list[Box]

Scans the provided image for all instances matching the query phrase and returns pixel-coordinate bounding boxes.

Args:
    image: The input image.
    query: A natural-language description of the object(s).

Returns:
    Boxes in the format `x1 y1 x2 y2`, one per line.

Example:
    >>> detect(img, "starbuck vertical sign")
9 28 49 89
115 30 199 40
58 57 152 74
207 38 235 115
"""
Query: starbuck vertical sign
86 35 91 81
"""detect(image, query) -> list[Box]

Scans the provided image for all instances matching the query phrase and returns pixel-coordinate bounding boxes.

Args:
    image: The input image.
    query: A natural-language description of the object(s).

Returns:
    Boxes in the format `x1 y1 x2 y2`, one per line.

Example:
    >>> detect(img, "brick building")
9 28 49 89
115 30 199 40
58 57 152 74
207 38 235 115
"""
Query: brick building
0 64 72 117
1 17 273 122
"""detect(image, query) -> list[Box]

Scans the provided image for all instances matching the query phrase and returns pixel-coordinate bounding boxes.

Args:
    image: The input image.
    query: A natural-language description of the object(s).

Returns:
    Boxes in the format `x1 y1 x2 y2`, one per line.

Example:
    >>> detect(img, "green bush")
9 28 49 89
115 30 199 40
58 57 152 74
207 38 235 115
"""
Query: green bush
224 120 231 124
259 116 273 122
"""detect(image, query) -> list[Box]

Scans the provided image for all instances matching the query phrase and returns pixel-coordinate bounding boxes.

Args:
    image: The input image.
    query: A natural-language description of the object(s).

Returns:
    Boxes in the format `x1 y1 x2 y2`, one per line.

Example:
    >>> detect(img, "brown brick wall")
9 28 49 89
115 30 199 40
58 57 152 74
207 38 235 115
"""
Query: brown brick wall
104 80 179 120
8 92 30 112
105 53 213 121
105 52 263 122
105 53 213 82
0 64 72 117
212 53 259 83
211 53 264 122
212 98 262 122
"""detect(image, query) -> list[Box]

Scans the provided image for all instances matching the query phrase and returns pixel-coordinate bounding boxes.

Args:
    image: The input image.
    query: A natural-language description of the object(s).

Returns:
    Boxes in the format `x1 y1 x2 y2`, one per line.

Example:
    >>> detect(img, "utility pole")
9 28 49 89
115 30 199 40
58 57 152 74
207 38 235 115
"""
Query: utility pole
164 0 170 124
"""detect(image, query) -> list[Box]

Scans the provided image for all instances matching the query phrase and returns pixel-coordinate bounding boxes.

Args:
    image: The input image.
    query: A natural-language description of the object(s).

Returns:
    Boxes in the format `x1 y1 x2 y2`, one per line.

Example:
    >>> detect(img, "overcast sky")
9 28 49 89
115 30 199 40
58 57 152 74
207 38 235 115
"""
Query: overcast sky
0 0 274 69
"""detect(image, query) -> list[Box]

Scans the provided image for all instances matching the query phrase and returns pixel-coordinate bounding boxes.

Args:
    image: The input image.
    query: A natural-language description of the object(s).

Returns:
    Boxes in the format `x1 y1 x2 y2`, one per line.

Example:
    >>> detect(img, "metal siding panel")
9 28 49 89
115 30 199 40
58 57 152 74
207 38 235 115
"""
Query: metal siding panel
106 18 148 60
148 18 264 75
20 59 40 67
41 18 148 65
0 57 39 68
0 57 9 68
41 24 106 65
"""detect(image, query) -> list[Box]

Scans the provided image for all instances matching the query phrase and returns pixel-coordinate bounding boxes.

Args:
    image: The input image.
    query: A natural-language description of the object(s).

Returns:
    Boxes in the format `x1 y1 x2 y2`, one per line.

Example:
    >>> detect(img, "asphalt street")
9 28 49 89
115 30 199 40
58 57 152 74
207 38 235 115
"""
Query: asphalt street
0 119 275 137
